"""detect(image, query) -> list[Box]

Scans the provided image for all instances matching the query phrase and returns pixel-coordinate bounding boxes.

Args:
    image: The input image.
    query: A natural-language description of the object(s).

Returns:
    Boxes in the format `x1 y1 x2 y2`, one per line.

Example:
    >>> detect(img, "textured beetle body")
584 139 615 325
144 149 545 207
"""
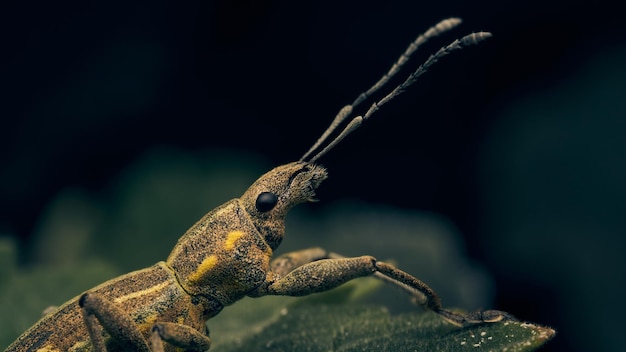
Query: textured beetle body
166 199 273 306
6 20 513 352
8 264 201 351
7 162 326 351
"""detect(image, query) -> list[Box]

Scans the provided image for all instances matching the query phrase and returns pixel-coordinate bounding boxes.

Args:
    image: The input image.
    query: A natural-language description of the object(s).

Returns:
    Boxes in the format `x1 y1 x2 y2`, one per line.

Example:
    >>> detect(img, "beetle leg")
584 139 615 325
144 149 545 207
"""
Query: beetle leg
79 293 212 352
267 247 436 304
373 261 517 326
79 293 151 352
150 322 211 352
269 247 336 276
254 248 515 327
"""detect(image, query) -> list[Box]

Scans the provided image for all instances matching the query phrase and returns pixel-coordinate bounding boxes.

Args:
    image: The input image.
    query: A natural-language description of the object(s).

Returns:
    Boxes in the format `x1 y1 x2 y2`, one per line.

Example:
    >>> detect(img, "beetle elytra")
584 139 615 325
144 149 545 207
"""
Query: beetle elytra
6 18 515 352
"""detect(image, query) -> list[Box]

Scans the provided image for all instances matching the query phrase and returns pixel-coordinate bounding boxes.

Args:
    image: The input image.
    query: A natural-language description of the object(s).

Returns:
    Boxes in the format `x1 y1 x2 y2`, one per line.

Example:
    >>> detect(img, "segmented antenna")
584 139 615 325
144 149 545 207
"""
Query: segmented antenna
300 18 492 163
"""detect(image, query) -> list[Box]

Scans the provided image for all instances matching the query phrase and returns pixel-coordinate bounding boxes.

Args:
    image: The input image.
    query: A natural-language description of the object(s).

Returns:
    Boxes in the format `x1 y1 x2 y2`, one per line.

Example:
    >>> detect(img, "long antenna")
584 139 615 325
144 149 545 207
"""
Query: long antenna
300 18 491 163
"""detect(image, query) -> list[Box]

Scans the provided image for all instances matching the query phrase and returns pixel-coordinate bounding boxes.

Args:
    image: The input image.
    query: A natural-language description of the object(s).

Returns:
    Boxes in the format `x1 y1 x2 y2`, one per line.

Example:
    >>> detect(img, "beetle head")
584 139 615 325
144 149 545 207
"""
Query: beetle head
241 161 327 250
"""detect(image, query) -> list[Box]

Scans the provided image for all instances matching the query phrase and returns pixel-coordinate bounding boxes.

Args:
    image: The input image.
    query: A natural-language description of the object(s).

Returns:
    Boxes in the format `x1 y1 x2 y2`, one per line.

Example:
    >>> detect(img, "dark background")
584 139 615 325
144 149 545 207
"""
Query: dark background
2 1 625 351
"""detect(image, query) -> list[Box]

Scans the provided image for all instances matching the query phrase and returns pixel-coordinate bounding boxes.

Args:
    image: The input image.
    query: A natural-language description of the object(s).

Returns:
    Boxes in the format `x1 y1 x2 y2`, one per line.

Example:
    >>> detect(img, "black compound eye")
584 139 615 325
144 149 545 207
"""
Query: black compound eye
255 192 278 212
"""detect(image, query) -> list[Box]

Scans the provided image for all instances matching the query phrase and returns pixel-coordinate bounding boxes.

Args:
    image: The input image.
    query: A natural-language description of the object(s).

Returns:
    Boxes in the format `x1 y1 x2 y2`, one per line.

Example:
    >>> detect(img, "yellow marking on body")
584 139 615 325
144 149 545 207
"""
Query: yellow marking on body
36 346 60 352
187 254 218 282
113 280 171 304
224 230 244 251
144 314 158 325
70 340 90 351
137 313 159 331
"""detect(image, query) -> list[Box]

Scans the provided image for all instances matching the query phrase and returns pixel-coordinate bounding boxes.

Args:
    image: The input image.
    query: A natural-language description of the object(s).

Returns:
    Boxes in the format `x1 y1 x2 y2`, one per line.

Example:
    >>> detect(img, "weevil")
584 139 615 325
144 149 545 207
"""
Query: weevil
6 18 515 352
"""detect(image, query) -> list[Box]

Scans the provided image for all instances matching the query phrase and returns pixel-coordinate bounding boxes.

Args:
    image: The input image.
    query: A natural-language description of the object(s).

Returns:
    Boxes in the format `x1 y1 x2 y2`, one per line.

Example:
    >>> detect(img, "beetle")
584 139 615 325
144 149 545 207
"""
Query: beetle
5 18 514 352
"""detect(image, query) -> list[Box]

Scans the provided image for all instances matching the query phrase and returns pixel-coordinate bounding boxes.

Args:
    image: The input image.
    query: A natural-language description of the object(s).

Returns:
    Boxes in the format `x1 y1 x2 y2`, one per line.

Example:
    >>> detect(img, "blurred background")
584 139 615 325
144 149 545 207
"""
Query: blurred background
1 0 625 351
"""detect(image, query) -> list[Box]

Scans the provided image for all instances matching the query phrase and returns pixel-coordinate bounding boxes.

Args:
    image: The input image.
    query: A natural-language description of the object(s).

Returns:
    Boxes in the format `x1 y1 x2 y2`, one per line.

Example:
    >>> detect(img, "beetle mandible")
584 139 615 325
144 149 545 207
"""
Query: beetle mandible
6 18 515 352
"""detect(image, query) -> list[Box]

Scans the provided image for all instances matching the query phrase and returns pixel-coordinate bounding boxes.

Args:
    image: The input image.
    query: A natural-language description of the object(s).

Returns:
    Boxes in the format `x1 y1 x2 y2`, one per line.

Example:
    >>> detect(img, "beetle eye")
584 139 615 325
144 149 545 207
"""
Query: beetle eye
256 192 278 212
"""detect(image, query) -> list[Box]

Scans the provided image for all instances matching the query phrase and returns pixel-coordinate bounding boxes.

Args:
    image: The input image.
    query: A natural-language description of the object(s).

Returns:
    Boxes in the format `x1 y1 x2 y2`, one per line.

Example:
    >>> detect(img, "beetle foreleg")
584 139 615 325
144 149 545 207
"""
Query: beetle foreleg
253 255 378 297
270 247 339 276
254 248 516 327
373 261 517 326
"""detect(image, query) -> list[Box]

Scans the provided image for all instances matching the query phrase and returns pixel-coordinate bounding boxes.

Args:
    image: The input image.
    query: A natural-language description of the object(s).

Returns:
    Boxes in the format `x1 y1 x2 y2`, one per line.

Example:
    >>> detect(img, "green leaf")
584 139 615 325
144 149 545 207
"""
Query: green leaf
209 279 555 352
